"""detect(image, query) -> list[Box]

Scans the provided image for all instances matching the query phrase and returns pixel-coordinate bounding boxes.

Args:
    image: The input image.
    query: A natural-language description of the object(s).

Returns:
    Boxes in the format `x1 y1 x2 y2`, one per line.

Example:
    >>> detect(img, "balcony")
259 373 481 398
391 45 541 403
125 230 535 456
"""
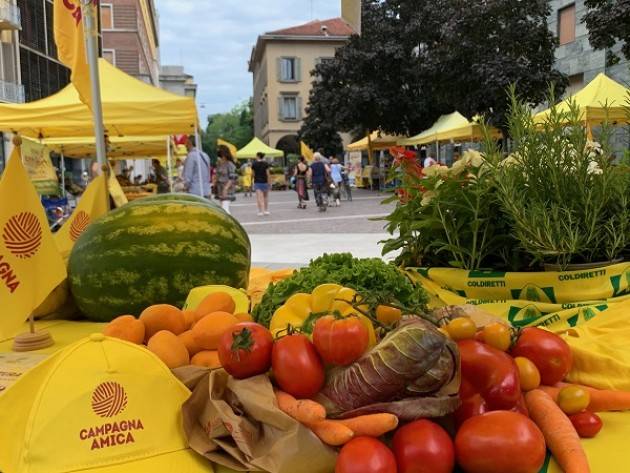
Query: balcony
0 0 20 31
0 78 24 103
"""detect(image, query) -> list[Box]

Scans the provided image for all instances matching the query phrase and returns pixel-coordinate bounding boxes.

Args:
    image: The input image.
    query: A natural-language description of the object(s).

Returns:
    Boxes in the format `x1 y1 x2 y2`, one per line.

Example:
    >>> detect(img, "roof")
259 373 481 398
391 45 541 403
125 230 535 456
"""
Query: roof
268 17 355 37
236 137 284 159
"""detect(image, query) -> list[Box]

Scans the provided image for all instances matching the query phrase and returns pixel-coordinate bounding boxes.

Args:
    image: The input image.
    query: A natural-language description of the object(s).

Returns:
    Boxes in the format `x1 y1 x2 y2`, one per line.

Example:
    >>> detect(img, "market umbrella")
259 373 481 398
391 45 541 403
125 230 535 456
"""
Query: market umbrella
398 112 470 146
431 117 503 143
42 135 171 159
533 73 630 125
236 137 284 159
347 131 402 151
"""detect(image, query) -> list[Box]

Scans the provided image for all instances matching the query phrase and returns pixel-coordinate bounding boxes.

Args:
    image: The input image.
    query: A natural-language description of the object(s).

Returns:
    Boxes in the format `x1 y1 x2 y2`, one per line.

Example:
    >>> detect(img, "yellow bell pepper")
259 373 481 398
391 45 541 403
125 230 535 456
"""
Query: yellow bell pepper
270 284 377 347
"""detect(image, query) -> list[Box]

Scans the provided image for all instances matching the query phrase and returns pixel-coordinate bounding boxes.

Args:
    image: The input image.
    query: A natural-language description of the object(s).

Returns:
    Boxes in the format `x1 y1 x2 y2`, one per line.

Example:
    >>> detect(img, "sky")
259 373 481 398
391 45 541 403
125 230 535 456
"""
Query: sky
155 0 341 122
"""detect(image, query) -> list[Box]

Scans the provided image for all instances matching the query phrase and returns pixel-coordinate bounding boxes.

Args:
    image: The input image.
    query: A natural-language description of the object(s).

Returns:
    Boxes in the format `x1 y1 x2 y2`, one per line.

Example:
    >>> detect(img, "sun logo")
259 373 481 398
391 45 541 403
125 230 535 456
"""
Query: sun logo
2 212 42 259
70 211 91 242
91 382 128 418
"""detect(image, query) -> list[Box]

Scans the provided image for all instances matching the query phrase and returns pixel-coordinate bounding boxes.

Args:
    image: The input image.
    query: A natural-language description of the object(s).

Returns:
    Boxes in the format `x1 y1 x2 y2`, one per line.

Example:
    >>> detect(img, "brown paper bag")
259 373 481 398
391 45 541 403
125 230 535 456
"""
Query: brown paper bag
179 367 337 473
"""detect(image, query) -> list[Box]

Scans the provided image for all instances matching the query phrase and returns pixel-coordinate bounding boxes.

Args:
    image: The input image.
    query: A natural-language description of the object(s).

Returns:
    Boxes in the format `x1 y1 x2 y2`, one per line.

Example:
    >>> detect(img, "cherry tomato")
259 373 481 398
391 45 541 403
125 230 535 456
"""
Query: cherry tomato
272 333 325 398
376 305 402 325
336 437 397 473
393 419 454 473
511 327 572 385
455 411 546 473
481 323 511 351
557 386 591 415
313 315 369 366
514 356 541 391
569 410 603 438
446 317 476 341
218 323 273 379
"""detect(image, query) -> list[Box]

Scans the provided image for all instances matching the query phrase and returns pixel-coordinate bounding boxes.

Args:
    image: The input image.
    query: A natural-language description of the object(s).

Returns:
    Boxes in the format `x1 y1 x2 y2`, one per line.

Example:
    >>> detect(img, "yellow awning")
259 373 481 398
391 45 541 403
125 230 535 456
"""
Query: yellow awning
42 135 170 159
0 59 198 138
236 137 284 159
346 131 402 151
432 121 503 142
399 112 469 145
534 73 630 125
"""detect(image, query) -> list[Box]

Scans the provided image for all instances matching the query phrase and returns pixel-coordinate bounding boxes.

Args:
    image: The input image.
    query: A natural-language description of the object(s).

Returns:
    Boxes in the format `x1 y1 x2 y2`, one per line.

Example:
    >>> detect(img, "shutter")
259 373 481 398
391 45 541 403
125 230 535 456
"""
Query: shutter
276 58 282 81
297 96 303 120
295 58 302 82
278 96 284 121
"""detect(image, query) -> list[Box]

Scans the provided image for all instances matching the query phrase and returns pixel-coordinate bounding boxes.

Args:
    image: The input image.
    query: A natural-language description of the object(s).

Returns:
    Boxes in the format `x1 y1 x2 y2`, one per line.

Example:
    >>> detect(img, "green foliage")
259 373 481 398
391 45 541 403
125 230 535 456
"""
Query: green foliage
202 99 254 158
252 253 428 328
583 0 630 65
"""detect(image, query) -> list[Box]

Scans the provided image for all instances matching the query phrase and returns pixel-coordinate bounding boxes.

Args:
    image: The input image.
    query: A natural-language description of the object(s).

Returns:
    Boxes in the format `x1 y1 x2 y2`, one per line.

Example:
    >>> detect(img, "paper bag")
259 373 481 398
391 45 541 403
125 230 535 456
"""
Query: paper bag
180 368 337 473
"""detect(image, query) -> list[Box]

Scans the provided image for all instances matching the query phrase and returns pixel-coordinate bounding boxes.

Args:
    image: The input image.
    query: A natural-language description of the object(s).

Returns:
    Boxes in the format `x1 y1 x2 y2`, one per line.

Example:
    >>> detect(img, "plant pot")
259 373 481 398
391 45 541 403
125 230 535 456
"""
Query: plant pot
543 257 624 272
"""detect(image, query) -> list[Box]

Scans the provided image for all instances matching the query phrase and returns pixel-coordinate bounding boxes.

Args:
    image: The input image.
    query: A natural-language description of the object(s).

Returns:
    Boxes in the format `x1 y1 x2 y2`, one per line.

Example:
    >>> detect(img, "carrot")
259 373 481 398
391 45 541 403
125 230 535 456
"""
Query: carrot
334 413 399 437
525 389 590 473
275 389 326 424
542 383 630 412
538 385 561 402
305 420 354 446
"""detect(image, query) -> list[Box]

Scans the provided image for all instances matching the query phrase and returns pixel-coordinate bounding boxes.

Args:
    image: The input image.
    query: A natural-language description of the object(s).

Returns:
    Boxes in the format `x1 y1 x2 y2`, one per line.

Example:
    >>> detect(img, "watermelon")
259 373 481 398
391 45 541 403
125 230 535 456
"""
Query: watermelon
68 195 251 322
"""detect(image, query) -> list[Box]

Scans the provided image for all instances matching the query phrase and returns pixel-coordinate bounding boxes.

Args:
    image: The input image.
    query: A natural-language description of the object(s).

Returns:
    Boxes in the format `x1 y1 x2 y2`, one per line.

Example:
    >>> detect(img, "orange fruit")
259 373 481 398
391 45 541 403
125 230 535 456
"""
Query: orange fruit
178 330 203 357
376 305 402 325
103 315 145 344
234 312 254 323
139 304 186 341
147 330 190 369
195 292 236 321
192 311 239 350
191 350 222 369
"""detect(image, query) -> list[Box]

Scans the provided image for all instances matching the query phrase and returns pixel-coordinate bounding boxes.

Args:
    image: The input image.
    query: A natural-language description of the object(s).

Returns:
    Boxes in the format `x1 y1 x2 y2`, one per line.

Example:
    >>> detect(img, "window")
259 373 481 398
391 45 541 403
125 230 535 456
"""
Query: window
100 4 113 30
103 49 115 65
278 57 301 82
279 94 301 121
558 4 576 45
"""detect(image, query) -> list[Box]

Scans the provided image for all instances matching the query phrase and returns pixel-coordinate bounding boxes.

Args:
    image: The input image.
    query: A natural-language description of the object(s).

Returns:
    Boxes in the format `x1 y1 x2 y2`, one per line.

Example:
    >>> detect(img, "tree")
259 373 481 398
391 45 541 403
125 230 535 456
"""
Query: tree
202 99 254 158
583 0 630 65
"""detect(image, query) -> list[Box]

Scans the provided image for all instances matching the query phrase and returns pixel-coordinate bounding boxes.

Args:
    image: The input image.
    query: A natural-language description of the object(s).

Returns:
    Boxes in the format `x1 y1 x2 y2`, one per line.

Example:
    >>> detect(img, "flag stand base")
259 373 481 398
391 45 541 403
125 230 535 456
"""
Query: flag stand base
12 331 54 352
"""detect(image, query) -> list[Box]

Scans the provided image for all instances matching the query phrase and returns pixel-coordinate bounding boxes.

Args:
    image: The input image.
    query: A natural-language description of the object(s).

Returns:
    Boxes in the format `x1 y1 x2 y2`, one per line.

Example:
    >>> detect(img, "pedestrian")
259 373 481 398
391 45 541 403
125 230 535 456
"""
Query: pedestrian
423 154 437 168
329 157 343 207
311 152 330 212
252 151 271 216
216 148 237 214
341 162 352 201
151 159 170 194
183 135 211 198
293 155 311 209
242 161 253 198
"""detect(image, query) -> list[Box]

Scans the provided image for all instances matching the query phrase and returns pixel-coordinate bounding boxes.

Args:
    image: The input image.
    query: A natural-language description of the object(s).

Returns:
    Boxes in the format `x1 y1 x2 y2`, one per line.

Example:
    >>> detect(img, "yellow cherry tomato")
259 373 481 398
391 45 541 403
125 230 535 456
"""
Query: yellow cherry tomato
557 386 591 415
446 317 477 341
376 305 403 325
311 284 343 313
481 322 512 352
514 356 541 391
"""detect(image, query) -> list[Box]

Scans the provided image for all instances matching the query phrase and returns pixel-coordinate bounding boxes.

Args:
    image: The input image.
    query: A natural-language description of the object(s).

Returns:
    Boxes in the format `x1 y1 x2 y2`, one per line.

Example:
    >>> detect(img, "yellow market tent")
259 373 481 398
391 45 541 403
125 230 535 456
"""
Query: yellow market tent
431 118 503 142
0 59 198 139
42 135 171 159
534 73 630 125
236 137 283 159
347 131 402 151
399 112 469 146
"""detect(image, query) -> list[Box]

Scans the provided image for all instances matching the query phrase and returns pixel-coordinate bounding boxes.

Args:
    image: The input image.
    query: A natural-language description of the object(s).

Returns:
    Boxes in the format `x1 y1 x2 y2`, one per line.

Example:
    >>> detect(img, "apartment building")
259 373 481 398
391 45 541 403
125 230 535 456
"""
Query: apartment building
159 65 197 98
100 0 159 85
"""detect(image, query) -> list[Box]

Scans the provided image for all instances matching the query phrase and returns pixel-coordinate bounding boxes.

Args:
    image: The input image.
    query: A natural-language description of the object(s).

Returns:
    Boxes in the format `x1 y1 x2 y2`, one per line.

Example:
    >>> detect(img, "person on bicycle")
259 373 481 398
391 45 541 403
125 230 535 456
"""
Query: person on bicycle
311 153 330 212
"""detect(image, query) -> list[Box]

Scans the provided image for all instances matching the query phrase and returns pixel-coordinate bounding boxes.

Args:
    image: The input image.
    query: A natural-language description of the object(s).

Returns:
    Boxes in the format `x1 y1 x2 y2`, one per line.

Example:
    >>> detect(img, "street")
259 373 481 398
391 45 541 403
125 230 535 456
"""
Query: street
228 189 397 267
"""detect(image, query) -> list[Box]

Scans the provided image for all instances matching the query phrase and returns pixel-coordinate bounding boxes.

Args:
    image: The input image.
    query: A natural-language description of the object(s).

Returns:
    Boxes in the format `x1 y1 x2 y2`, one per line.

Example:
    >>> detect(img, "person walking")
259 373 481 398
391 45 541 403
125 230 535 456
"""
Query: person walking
183 135 211 198
242 161 253 197
216 148 237 214
252 152 271 216
311 152 330 212
329 157 343 207
151 159 170 194
293 156 311 209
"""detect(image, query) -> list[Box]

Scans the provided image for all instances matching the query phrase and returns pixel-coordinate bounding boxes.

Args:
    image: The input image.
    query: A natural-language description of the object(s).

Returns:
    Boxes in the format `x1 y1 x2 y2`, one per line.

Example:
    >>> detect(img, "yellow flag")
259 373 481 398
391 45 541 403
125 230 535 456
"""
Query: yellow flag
217 138 238 158
54 0 91 107
0 147 66 340
107 166 128 208
54 174 107 260
301 141 315 162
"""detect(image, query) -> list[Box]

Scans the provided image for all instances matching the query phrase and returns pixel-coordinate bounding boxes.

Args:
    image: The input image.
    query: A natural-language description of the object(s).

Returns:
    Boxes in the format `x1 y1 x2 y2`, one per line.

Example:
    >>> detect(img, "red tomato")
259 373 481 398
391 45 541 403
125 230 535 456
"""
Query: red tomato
511 327 573 385
393 419 454 473
569 411 603 438
313 315 369 366
455 411 546 473
272 334 325 398
336 437 397 473
218 323 273 379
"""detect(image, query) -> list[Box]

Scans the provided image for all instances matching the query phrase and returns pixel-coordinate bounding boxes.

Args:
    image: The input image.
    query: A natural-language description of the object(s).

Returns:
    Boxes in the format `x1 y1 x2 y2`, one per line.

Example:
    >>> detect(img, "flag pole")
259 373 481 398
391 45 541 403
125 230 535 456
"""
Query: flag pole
81 1 109 205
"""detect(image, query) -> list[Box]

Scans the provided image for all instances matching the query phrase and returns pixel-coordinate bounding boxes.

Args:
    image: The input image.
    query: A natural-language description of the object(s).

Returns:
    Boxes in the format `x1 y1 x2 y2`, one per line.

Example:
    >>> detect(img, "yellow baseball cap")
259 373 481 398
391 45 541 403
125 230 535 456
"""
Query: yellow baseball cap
0 333 212 473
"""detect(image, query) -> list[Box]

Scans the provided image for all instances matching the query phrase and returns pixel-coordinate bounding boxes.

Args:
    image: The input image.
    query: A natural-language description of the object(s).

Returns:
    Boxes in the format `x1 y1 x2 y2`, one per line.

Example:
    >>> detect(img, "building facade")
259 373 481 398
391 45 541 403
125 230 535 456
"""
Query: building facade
100 0 159 85
159 65 196 97
249 17 354 153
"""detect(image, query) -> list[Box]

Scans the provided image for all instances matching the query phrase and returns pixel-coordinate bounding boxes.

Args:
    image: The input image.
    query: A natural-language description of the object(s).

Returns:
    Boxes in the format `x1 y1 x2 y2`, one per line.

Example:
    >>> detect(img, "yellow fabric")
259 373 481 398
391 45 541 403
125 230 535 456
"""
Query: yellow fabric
399 112 469 146
54 0 91 107
235 137 283 159
107 166 128 208
408 263 630 331
54 174 108 260
44 135 170 159
217 138 238 158
242 166 252 187
346 131 401 151
0 147 66 340
0 60 198 138
300 141 315 161
21 138 58 194
534 73 630 125
0 334 212 473
431 121 503 143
